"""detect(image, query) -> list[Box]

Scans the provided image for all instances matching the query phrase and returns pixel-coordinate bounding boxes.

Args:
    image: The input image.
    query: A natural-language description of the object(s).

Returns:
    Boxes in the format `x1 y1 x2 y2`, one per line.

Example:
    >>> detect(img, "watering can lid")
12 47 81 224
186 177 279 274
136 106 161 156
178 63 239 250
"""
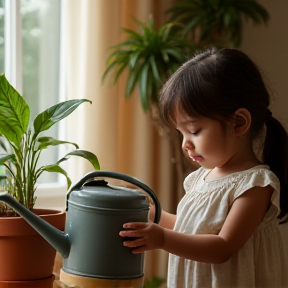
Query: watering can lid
68 179 149 209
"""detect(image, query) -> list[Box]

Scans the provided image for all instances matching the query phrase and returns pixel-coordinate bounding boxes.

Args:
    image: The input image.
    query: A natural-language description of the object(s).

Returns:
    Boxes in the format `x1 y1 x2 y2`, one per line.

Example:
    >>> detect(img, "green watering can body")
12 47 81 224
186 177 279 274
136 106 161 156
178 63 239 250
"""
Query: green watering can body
0 171 161 279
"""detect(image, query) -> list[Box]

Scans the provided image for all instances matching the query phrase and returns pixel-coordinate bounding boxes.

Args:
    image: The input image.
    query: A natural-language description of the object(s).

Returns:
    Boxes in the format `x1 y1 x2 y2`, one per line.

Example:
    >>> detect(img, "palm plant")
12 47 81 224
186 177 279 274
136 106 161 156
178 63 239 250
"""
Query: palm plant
0 74 100 213
166 0 269 47
102 16 196 112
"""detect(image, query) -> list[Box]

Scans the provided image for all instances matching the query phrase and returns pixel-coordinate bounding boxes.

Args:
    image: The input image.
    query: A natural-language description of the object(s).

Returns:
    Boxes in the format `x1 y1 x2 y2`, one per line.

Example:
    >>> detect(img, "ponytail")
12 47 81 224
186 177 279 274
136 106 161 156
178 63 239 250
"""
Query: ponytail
263 117 288 220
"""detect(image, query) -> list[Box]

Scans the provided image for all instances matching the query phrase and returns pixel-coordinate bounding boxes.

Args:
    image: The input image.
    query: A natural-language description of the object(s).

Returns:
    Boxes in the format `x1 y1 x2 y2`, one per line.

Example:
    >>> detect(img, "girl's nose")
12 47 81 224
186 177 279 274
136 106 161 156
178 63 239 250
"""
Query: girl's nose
182 138 194 151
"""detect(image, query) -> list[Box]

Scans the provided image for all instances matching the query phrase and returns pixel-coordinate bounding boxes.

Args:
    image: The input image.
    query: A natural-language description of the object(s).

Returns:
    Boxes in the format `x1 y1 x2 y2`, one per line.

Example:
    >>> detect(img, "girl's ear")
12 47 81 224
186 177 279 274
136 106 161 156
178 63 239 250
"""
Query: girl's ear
232 108 252 136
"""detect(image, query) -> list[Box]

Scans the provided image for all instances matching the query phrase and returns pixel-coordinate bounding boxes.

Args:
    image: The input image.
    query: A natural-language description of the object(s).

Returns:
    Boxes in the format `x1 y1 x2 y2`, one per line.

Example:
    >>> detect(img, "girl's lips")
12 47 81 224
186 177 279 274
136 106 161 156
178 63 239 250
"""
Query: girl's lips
190 155 203 162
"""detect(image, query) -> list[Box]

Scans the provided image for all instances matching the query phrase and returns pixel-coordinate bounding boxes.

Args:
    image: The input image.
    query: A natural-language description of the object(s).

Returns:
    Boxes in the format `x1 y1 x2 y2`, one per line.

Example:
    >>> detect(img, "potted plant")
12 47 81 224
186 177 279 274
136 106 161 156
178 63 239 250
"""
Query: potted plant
0 74 100 287
102 16 196 113
166 0 269 48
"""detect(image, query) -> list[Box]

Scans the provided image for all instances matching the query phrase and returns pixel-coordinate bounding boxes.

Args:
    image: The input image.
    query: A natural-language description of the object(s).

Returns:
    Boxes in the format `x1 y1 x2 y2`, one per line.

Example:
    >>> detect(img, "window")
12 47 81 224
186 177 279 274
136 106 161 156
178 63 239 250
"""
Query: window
1 0 66 209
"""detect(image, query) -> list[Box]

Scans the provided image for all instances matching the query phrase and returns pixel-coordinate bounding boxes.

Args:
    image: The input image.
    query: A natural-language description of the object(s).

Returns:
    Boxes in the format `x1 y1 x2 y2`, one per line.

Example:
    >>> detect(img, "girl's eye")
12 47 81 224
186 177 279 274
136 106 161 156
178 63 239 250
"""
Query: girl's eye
191 130 200 135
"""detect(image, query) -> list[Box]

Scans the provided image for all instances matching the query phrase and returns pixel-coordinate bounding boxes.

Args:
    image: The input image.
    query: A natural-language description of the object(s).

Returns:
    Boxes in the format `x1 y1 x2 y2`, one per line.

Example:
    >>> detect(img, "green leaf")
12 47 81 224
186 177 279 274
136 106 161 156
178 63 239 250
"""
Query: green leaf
113 61 130 84
161 50 170 63
0 137 8 152
0 154 14 165
149 55 162 86
125 67 141 98
234 1 269 24
40 164 72 189
102 58 128 85
163 48 185 63
33 99 91 138
183 15 203 36
36 136 79 151
60 149 100 170
139 63 150 111
121 27 144 42
0 74 30 146
129 51 142 69
159 22 174 41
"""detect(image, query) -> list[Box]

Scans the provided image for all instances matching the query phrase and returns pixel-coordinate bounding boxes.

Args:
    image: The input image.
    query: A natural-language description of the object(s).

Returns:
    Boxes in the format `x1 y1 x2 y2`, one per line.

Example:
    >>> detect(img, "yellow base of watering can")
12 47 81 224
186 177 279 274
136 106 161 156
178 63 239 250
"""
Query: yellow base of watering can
60 269 144 288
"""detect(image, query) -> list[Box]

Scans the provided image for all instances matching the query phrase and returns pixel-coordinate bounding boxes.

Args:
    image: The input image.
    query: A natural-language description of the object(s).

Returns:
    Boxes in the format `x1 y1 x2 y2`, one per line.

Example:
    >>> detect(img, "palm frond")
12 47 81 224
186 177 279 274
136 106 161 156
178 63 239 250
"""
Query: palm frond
102 16 195 111
166 0 270 47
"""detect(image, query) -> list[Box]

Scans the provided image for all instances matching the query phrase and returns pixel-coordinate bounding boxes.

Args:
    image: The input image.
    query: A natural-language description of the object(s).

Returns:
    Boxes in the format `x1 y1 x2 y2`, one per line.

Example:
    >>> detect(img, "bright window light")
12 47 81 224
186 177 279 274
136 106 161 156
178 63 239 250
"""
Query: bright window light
1 0 67 209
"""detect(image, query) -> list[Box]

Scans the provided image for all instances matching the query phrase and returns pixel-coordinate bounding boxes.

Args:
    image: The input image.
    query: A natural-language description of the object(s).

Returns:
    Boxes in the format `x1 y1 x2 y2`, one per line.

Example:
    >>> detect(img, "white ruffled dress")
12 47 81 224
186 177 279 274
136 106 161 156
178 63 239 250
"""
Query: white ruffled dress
168 165 288 288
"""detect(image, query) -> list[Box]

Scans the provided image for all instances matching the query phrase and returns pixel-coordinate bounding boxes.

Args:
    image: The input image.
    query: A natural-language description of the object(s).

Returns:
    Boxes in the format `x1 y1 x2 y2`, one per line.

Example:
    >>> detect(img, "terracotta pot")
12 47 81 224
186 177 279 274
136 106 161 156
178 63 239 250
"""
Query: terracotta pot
0 275 55 288
0 209 66 281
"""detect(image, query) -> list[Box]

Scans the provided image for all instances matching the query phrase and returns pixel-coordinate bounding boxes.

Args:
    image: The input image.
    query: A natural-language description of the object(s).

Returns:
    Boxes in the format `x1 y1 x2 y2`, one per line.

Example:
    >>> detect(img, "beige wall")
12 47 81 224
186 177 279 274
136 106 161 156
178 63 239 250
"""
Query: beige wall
241 0 288 263
241 0 288 126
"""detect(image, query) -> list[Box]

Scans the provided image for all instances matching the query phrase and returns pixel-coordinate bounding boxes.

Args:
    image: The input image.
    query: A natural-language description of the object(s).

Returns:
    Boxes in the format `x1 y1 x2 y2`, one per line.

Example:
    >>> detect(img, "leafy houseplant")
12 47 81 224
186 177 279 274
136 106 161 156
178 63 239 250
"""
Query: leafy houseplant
166 0 269 47
0 74 100 215
102 16 196 112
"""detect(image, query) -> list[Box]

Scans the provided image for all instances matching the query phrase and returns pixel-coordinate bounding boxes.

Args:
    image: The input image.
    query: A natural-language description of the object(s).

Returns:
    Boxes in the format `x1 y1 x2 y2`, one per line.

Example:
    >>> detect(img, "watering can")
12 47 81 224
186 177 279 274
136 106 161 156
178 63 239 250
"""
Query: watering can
0 171 161 280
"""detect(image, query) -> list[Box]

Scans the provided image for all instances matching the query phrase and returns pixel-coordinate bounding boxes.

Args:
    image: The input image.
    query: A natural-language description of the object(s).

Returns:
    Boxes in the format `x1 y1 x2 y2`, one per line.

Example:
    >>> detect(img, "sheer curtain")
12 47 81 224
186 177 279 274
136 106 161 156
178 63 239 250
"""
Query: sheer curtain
62 0 177 279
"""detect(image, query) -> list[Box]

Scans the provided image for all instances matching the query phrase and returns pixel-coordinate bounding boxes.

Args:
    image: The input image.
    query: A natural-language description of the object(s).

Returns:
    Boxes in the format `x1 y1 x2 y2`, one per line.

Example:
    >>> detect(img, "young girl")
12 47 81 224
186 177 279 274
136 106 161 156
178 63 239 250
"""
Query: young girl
119 47 288 287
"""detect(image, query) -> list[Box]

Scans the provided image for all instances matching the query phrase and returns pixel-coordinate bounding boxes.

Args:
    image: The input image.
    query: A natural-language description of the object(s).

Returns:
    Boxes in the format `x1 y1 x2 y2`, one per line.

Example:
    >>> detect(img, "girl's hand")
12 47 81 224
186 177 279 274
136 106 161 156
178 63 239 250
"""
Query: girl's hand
119 222 164 254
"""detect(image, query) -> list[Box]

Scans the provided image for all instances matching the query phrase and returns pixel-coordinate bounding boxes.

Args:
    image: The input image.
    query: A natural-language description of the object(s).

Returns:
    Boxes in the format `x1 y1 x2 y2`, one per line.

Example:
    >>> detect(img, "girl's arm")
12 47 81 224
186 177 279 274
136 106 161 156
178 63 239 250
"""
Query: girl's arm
120 185 273 264
159 210 176 230
149 203 176 230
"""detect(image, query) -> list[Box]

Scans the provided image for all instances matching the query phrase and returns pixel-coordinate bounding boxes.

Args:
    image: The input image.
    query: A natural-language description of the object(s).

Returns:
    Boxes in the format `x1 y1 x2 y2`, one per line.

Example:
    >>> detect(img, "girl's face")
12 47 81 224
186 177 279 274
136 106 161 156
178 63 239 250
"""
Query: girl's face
175 107 238 170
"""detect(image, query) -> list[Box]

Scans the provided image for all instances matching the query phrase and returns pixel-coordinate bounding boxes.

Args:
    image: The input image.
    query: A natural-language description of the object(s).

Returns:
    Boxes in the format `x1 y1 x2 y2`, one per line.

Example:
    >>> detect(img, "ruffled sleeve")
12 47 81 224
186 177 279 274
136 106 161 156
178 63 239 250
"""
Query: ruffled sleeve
232 168 281 215
183 167 208 193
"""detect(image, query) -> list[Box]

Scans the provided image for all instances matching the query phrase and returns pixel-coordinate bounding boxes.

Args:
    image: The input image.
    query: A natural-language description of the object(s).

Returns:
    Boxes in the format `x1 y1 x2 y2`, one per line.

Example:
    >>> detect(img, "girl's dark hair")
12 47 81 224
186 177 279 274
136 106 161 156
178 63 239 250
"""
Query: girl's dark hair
159 47 288 219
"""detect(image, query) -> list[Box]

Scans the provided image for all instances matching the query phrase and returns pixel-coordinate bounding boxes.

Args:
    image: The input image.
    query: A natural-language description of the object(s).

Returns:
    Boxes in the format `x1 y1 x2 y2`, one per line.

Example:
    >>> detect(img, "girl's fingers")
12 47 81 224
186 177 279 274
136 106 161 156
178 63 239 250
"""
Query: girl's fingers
119 222 148 237
119 222 161 253
123 222 148 229
119 229 142 238
123 237 147 254
123 237 145 248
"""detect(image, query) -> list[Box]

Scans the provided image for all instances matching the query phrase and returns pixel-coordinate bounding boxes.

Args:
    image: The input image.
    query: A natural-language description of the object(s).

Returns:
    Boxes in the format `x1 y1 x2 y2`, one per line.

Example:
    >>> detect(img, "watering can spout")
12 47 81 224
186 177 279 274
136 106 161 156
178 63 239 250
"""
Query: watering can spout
0 192 70 258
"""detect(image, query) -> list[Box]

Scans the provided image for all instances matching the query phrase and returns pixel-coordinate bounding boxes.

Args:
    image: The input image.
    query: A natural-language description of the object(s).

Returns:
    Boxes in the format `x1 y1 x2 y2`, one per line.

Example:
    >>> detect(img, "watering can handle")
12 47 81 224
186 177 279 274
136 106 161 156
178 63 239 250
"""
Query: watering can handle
67 171 162 224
